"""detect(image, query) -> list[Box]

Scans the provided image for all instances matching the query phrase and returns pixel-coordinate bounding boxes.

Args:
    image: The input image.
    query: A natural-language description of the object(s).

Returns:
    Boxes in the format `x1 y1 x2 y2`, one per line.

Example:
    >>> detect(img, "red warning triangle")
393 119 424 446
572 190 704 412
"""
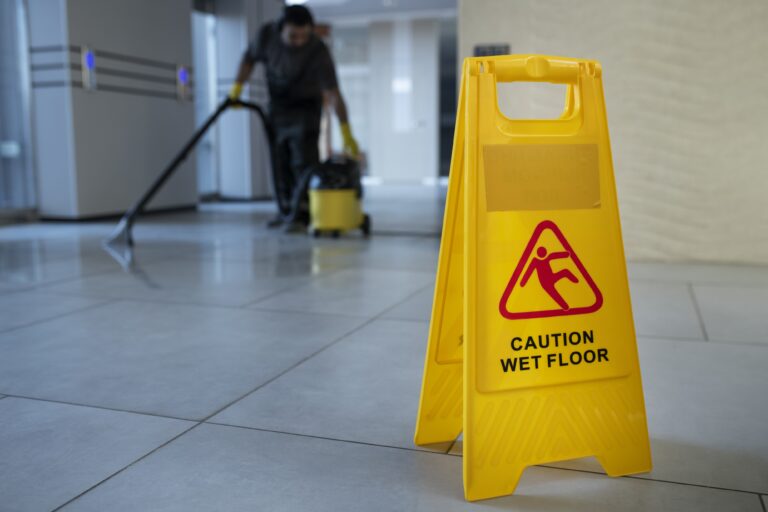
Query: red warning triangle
499 220 602 320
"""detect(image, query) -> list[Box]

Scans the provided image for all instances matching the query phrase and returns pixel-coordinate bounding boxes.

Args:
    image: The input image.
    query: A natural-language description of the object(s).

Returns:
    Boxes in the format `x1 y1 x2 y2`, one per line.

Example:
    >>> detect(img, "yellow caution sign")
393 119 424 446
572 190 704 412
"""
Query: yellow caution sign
415 55 651 501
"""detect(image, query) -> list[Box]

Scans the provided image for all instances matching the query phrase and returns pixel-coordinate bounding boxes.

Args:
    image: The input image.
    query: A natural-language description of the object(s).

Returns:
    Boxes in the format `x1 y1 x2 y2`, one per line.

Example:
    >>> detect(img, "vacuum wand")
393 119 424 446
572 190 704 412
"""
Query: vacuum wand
104 98 271 247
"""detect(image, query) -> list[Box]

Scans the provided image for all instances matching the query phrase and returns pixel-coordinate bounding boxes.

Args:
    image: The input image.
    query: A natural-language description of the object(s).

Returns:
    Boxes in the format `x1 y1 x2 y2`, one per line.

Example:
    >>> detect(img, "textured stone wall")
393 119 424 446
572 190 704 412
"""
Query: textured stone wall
459 0 768 263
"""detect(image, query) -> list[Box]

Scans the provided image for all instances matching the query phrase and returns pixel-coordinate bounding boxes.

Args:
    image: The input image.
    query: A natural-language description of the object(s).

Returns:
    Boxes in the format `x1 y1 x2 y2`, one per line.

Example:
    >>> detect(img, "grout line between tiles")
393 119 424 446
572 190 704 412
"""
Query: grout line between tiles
627 277 696 286
637 333 705 343
535 463 766 498
626 274 768 290
382 315 433 324
369 230 440 238
247 306 370 319
628 276 758 288
50 422 201 511
374 284 436 318
26 290 369 314
239 266 347 309
0 393 195 422
113 296 270 311
675 280 768 290
640 334 768 349
86 294 300 312
686 282 710 341
0 286 47 298
205 421 448 457
18 252 172 290
0 288 34 298
0 299 118 336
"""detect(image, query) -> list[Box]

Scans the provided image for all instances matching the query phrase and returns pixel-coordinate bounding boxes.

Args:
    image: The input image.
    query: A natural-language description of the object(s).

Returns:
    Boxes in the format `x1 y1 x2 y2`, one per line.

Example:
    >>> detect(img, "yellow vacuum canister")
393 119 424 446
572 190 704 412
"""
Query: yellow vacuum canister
308 157 370 238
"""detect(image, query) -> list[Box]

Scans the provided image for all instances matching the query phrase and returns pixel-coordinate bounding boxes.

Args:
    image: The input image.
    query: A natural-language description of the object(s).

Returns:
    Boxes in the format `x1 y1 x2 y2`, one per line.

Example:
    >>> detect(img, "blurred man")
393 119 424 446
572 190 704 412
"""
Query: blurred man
229 5 358 229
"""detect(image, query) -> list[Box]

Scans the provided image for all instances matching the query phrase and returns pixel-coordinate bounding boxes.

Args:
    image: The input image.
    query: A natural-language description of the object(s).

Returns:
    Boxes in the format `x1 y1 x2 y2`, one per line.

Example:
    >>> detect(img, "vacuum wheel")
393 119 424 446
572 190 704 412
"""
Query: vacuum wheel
311 229 340 238
361 214 371 237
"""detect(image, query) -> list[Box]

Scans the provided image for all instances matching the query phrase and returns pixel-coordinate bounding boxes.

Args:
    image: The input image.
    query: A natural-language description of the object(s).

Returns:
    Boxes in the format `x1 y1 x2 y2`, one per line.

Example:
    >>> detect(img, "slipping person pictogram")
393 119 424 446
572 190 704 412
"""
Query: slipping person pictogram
520 246 579 310
499 220 602 320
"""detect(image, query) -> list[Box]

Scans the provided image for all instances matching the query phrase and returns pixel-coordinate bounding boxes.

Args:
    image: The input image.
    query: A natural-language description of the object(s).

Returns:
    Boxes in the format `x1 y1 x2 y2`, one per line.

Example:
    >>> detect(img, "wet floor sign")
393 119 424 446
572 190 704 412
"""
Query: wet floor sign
414 55 651 501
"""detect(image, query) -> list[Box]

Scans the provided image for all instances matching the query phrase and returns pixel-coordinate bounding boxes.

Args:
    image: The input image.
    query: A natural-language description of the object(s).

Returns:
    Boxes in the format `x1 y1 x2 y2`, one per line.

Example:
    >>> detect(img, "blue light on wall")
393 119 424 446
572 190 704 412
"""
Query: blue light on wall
84 50 95 70
176 65 191 100
81 46 97 90
177 67 189 85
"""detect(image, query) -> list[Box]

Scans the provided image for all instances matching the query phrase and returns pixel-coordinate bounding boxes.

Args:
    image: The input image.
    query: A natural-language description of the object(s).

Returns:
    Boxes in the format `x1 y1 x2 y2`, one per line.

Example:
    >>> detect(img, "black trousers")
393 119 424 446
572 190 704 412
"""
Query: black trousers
270 105 321 220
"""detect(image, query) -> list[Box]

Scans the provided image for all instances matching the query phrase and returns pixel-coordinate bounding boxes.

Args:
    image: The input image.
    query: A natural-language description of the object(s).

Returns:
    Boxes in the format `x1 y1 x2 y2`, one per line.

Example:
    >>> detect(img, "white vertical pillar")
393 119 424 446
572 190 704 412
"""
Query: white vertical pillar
28 0 79 216
369 18 439 183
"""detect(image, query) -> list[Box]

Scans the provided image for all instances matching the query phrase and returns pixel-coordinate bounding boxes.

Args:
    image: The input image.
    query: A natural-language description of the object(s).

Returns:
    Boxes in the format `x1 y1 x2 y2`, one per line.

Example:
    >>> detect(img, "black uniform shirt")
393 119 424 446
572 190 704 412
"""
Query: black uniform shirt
246 22 338 110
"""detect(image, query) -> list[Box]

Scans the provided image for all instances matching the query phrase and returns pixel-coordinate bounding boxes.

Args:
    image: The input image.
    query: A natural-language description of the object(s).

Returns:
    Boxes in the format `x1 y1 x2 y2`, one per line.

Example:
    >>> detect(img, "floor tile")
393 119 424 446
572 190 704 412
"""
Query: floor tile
0 222 110 242
0 397 192 512
131 234 309 263
244 235 439 273
330 237 440 272
550 338 768 494
0 238 121 287
61 424 761 512
211 319 429 450
0 280 34 293
627 262 768 286
0 289 109 332
0 301 366 419
693 285 768 343
39 257 323 307
251 267 434 317
382 284 435 322
629 281 704 339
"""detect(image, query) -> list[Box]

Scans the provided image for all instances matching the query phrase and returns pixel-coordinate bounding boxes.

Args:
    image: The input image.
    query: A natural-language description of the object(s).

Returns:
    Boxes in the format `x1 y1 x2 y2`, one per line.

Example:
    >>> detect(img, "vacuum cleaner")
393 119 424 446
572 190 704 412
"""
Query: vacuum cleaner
306 156 370 238
104 97 370 251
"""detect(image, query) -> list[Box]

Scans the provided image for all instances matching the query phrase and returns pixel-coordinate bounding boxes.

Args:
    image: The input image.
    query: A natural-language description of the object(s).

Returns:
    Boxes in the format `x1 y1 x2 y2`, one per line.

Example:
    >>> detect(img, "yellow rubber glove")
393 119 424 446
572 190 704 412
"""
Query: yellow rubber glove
228 82 243 107
340 122 359 157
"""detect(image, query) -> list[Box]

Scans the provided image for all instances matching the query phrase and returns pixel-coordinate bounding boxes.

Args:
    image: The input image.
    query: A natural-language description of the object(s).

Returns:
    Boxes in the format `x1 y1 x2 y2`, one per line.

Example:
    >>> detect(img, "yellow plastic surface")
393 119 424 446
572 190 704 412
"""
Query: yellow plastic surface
414 55 651 501
309 189 364 231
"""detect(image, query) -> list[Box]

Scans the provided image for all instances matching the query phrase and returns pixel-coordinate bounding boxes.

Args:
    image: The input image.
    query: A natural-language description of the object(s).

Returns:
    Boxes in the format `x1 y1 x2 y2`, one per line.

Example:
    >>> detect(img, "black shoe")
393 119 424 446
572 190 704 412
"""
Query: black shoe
283 221 308 234
266 215 285 228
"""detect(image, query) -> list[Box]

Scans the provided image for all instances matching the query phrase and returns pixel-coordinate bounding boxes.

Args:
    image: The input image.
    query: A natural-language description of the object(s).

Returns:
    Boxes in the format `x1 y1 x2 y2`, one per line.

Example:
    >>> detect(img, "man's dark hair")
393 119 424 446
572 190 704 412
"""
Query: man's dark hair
281 5 314 27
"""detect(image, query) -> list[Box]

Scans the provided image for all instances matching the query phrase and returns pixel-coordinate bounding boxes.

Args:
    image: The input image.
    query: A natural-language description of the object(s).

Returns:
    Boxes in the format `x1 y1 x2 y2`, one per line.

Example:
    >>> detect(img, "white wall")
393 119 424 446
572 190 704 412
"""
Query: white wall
30 0 197 218
459 0 768 264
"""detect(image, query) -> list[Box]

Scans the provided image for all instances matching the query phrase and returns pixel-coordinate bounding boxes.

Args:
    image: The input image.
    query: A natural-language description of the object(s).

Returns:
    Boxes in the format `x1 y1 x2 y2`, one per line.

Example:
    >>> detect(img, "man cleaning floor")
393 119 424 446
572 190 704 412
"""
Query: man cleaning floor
228 4 359 231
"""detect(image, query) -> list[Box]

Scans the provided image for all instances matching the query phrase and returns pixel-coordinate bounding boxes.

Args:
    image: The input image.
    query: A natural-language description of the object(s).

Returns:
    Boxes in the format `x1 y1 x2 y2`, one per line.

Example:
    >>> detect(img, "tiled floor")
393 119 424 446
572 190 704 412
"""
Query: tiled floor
1 194 767 511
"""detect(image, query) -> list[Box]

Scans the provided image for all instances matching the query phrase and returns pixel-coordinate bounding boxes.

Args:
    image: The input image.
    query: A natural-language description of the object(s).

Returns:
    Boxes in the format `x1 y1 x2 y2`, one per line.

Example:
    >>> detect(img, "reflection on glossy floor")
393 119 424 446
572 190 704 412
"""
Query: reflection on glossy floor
1 195 767 511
